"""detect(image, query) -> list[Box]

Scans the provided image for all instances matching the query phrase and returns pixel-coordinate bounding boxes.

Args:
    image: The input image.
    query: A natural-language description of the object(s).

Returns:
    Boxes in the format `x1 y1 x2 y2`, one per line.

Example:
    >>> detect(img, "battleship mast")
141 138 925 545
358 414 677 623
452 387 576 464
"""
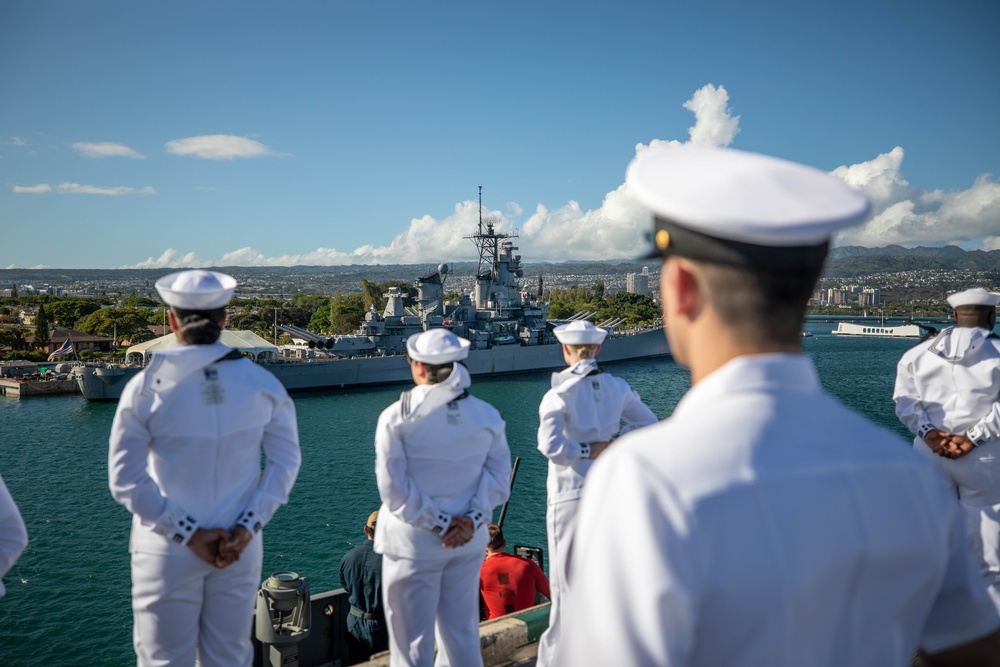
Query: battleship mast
465 185 517 283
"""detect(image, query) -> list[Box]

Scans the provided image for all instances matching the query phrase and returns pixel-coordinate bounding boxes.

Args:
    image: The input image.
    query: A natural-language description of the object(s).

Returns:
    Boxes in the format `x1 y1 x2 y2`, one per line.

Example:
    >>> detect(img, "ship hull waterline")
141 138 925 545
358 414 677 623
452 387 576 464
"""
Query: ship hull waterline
265 327 668 391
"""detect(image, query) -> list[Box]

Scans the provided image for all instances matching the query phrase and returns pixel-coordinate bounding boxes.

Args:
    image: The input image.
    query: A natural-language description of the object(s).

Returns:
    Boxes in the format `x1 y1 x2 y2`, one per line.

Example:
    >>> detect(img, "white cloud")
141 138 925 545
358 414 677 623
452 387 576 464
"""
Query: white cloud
13 184 53 194
636 83 739 155
165 135 279 160
128 249 213 269
72 142 146 159
832 148 1000 247
4 137 28 146
56 183 156 196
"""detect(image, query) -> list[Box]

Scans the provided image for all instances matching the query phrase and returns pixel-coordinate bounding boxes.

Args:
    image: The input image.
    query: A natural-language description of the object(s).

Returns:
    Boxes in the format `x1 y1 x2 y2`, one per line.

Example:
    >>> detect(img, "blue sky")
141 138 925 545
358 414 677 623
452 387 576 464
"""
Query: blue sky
2 0 999 269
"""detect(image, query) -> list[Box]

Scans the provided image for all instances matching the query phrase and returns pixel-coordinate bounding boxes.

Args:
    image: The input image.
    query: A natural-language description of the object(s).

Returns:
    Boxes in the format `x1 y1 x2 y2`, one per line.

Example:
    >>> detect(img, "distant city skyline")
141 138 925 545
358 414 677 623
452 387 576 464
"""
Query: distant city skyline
2 1 998 270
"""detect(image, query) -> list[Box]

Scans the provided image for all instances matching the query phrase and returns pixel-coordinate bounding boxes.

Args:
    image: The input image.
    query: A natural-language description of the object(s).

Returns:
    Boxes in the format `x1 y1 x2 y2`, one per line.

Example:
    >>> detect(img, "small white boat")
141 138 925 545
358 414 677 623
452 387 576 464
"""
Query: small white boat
831 321 921 338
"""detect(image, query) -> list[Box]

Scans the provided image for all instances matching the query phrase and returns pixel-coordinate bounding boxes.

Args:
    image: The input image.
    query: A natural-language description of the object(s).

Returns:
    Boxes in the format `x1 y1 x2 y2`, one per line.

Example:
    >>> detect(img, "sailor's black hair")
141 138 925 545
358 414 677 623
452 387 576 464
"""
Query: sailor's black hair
171 306 226 345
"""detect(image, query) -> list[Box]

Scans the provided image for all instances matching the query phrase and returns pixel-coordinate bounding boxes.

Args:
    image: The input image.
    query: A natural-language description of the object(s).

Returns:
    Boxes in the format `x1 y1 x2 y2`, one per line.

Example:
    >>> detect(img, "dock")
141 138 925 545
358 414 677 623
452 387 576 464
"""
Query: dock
0 375 80 397
0 361 81 397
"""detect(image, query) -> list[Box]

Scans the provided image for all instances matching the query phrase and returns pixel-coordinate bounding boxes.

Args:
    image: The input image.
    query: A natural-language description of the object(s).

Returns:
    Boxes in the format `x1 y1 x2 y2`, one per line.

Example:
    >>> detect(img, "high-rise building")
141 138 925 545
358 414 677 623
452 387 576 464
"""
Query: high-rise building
626 266 651 297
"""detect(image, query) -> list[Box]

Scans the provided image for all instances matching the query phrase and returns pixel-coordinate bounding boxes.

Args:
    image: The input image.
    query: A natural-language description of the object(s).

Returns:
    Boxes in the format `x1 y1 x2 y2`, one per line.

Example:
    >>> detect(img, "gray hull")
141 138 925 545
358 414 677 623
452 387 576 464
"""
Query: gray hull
264 327 669 391
75 329 669 399
74 365 141 401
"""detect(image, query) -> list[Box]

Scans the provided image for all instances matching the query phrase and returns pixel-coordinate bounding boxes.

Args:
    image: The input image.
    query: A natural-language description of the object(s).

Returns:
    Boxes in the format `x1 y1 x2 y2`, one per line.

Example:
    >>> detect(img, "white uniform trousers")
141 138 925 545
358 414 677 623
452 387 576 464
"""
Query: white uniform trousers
916 441 1000 611
535 497 578 667
131 537 263 667
381 549 484 667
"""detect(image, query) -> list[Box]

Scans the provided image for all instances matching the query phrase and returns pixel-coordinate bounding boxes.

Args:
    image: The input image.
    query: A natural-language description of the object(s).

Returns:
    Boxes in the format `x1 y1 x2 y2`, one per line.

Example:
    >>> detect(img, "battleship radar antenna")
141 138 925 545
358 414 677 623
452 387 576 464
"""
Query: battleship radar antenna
465 186 517 281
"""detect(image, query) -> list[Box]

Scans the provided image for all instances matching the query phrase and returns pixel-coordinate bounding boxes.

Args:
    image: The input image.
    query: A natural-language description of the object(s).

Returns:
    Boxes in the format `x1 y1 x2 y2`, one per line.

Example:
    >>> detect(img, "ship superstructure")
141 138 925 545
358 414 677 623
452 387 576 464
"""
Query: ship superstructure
277 187 558 360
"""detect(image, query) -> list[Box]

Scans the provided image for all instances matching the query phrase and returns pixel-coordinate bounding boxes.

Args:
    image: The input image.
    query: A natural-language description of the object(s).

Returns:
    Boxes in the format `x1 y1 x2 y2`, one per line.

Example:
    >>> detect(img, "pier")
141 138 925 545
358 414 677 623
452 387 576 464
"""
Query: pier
0 375 80 397
0 361 81 397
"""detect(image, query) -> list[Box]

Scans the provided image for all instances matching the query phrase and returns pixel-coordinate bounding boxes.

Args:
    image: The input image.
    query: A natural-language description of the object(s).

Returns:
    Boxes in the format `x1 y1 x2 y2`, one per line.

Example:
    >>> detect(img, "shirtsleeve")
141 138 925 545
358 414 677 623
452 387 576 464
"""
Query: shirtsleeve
966 399 1000 447
463 420 511 529
374 408 453 534
893 356 936 440
234 389 301 535
0 473 28 597
108 380 202 545
562 447 699 666
537 393 591 464
620 388 658 434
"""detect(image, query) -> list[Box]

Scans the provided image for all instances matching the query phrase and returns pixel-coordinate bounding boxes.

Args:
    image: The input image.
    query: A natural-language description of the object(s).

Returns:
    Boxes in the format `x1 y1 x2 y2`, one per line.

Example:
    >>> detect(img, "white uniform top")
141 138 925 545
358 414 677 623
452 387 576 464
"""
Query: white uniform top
894 326 1000 459
109 341 301 554
0 473 28 597
561 354 999 667
537 359 657 503
373 363 511 560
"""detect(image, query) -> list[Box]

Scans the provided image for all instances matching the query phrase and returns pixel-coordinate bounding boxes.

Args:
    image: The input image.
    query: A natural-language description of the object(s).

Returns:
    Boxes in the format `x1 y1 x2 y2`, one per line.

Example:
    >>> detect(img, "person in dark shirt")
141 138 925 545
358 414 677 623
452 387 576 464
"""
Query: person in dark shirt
339 511 388 664
479 524 550 620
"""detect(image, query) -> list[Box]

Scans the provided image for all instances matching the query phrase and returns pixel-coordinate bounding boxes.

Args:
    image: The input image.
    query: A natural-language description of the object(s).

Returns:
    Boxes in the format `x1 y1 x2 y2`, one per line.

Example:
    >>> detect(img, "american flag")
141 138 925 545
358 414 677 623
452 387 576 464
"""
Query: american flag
48 337 74 361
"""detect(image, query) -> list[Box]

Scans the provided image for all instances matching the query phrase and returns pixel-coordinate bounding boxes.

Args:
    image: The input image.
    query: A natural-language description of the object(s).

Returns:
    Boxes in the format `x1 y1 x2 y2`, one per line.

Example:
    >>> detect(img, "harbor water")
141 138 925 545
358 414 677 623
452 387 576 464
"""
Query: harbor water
0 321 919 665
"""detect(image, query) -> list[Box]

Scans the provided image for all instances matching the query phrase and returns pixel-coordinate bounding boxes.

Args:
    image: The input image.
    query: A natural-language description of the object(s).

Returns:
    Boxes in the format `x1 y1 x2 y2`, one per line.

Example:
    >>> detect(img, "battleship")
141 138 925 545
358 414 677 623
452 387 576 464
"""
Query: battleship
75 191 669 400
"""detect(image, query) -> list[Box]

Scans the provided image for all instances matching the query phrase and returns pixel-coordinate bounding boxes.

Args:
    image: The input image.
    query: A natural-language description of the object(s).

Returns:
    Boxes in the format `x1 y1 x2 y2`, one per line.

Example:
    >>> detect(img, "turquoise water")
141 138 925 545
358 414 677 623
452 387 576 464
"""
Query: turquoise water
0 322 916 665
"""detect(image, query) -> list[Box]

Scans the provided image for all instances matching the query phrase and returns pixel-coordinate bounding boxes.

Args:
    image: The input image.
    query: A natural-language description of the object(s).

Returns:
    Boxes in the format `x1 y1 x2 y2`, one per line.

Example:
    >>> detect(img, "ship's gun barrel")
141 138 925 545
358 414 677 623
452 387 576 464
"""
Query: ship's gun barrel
276 324 327 343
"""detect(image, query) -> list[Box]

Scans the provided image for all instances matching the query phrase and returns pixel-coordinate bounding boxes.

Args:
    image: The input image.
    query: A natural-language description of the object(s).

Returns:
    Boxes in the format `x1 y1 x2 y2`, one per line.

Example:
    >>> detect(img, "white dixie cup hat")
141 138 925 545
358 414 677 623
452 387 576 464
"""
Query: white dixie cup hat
553 320 608 345
946 288 1000 309
406 328 472 364
155 270 237 310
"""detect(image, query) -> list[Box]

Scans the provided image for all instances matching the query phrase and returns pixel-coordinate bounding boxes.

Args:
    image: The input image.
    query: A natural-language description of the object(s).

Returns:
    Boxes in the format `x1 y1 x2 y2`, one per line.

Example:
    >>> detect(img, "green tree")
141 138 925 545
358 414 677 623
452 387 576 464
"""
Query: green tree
310 293 367 334
0 325 28 352
77 308 155 346
33 304 51 349
46 298 103 327
600 292 660 326
120 295 159 309
593 280 606 303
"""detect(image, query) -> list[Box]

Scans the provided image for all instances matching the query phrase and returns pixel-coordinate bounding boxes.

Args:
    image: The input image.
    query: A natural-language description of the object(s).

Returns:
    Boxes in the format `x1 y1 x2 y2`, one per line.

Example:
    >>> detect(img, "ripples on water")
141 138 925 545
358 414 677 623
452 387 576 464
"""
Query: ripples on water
0 323 917 664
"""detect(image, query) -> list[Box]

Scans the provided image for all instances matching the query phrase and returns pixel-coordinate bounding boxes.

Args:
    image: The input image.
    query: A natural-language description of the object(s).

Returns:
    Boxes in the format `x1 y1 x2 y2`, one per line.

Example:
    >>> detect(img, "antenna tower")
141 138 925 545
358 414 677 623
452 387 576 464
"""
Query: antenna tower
465 186 516 280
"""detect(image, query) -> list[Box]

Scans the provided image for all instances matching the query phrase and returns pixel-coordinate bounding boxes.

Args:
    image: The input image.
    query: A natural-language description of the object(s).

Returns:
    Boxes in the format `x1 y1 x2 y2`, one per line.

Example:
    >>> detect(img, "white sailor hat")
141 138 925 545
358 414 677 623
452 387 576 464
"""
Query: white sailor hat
627 145 872 270
554 320 608 345
406 328 471 364
946 288 1000 309
155 270 237 310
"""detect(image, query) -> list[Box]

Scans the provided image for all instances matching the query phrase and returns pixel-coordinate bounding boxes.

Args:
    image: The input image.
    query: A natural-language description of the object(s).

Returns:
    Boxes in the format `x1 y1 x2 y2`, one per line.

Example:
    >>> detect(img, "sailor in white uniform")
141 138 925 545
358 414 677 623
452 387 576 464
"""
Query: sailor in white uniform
109 270 301 667
373 329 511 667
535 319 656 667
0 473 28 598
559 145 1000 666
894 287 1000 611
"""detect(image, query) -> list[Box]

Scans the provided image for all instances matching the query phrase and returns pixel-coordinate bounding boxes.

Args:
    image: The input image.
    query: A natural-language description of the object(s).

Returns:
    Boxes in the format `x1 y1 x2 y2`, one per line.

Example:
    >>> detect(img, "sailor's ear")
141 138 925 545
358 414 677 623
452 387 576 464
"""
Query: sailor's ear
663 257 701 317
